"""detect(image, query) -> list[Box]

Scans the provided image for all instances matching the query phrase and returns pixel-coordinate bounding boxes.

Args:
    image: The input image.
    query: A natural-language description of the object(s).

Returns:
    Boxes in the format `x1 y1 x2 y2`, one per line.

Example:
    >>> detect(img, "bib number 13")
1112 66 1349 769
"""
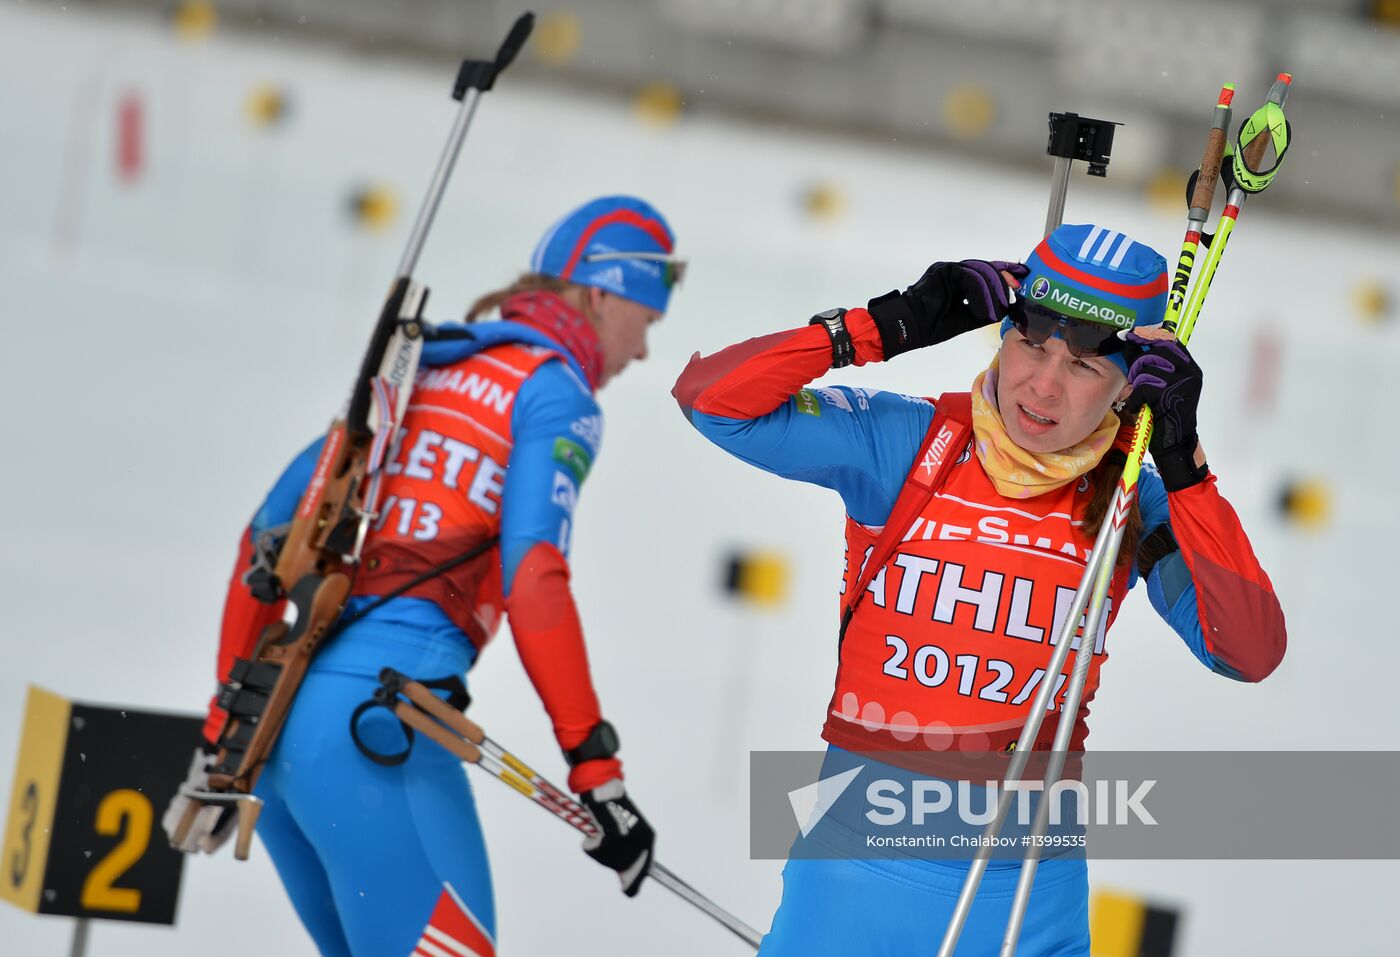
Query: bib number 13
374 495 442 541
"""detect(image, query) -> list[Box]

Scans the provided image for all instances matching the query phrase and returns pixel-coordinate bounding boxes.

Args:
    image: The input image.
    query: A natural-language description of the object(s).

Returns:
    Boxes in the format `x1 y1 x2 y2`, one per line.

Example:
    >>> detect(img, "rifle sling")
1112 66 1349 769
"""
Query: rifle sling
331 535 500 635
839 393 973 642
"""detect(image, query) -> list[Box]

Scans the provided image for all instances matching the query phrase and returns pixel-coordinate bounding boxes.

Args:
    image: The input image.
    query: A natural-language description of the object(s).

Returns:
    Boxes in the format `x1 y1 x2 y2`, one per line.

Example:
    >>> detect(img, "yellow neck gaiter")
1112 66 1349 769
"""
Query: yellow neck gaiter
970 355 1119 500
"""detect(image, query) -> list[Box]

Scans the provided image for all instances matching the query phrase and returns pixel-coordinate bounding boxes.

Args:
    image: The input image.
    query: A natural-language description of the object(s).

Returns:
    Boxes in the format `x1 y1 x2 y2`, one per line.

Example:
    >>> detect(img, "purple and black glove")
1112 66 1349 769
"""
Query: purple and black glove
1119 331 1209 492
867 260 1029 360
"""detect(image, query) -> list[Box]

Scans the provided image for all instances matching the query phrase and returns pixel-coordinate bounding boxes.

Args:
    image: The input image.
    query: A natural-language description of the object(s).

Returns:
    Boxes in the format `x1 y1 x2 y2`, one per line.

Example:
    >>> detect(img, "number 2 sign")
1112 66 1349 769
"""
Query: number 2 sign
2 685 202 925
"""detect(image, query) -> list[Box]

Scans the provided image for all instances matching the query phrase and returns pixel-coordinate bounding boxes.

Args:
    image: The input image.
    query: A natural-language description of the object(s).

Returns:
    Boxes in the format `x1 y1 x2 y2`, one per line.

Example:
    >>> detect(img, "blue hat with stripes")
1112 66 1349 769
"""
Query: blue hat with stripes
1020 224 1169 330
530 196 681 313
1001 223 1170 373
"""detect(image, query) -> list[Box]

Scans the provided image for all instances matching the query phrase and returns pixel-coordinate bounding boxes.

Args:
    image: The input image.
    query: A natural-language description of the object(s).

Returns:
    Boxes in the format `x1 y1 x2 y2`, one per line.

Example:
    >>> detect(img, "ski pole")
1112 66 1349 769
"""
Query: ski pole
1176 74 1293 343
1165 84 1237 326
996 82 1239 952
994 77 1292 957
370 669 766 951
936 76 1293 957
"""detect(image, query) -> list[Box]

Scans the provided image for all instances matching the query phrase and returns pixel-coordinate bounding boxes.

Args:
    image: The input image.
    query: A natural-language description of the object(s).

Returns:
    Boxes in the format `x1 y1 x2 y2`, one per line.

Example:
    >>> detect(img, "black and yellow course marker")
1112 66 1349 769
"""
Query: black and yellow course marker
245 83 291 130
1277 477 1333 530
348 184 400 231
1090 888 1181 957
800 180 848 222
723 549 791 608
2 685 202 926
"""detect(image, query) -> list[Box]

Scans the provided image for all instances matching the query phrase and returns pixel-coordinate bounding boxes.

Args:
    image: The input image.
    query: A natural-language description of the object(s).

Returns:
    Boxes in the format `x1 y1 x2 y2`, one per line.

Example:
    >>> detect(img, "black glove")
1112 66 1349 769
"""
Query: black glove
580 780 655 897
1119 331 1209 492
867 259 1029 359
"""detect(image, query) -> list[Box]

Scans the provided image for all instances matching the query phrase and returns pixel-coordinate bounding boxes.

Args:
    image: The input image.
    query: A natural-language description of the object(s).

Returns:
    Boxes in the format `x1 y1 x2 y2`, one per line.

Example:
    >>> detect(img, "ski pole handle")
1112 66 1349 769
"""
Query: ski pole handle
1241 73 1290 172
1166 82 1235 329
1228 73 1292 196
396 669 486 743
1188 84 1235 222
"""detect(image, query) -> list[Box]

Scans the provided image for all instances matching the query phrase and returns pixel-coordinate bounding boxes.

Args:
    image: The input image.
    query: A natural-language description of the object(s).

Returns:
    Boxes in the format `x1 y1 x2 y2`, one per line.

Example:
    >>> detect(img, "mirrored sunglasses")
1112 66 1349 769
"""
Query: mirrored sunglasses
1011 303 1125 358
583 251 688 289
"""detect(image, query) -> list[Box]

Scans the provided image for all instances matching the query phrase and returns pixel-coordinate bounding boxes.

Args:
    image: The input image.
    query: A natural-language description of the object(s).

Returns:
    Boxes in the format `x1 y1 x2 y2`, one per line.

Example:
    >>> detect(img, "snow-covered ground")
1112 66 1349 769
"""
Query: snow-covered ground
2 3 1396 954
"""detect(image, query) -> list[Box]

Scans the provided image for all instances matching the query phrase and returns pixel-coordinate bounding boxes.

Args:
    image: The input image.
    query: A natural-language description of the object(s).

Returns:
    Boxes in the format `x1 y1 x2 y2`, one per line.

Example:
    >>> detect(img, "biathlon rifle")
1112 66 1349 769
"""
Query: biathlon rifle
172 14 536 860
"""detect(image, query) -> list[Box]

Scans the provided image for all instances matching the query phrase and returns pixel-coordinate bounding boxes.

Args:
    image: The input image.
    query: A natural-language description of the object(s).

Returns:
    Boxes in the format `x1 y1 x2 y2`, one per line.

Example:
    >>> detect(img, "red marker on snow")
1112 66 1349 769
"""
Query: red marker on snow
1245 323 1283 418
116 90 144 184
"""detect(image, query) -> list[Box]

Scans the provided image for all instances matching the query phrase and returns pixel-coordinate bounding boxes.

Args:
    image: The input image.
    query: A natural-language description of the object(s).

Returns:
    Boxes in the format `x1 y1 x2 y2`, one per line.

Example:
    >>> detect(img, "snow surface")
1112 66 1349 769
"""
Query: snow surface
1 3 1397 954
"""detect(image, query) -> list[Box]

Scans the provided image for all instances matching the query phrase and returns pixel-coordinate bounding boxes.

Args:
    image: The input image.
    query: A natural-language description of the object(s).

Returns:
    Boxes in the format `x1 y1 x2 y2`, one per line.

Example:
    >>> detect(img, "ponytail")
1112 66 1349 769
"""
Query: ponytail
465 273 592 323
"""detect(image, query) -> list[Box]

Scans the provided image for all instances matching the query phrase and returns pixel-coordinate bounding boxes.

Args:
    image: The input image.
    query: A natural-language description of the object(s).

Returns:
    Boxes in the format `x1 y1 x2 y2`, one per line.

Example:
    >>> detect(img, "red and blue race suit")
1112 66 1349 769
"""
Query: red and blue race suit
205 316 616 957
673 308 1286 955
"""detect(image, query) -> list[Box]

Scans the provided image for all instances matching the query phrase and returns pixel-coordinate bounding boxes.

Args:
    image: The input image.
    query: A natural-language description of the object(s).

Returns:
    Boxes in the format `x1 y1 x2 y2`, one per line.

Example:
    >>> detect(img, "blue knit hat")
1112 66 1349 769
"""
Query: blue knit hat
1001 224 1170 373
530 196 680 313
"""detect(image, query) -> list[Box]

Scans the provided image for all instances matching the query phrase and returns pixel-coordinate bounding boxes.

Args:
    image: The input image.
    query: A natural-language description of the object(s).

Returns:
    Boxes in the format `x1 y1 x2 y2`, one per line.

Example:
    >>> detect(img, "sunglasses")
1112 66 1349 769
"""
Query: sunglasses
583 251 688 289
1010 303 1125 358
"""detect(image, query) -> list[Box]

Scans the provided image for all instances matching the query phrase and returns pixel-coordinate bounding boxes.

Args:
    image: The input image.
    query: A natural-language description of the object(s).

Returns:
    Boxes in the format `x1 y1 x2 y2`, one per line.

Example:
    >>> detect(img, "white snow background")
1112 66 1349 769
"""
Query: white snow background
1 3 1397 955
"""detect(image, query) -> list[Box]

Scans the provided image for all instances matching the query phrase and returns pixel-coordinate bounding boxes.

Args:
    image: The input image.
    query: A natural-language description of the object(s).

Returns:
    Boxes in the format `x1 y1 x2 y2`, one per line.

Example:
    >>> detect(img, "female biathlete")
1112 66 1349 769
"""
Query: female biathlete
673 224 1286 954
165 196 685 957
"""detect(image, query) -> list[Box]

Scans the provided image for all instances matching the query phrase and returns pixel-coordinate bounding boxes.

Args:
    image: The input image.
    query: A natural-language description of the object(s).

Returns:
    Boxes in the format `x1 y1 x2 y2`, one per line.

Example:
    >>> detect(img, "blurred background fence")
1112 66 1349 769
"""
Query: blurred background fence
91 0 1400 228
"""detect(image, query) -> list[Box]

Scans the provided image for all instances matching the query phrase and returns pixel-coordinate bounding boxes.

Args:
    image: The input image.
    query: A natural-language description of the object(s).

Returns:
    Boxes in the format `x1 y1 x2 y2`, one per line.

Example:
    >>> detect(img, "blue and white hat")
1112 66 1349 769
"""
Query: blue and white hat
1001 224 1170 373
530 196 682 313
1020 224 1169 330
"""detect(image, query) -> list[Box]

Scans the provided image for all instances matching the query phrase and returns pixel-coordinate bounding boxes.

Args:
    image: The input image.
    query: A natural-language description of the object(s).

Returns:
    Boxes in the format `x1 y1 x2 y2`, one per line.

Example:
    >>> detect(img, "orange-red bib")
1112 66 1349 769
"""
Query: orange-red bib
350 342 561 648
824 396 1130 759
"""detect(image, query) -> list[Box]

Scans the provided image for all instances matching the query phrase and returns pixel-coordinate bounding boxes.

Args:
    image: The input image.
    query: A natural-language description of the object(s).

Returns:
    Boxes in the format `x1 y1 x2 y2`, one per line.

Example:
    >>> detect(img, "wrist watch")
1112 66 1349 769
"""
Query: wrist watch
810 307 854 368
565 720 620 767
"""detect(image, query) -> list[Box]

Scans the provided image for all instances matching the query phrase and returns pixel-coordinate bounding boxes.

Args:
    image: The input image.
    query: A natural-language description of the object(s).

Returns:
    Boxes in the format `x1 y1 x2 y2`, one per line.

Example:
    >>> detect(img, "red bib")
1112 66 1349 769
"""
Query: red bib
824 394 1130 759
350 342 561 648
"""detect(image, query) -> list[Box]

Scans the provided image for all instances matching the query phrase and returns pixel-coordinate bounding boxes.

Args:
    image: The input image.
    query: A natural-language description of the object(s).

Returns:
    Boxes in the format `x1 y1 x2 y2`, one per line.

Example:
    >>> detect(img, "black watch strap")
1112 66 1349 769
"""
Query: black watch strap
809 308 854 368
1154 445 1210 493
565 720 620 767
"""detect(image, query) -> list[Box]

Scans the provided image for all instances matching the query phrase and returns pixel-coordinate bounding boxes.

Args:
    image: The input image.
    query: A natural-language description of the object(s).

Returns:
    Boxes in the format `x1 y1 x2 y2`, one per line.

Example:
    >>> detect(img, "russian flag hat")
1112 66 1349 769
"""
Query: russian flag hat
530 195 679 313
1018 224 1169 332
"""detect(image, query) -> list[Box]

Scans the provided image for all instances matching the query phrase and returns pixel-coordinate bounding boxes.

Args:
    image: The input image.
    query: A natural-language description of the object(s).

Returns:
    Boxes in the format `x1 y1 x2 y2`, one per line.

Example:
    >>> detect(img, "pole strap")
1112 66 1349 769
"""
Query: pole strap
350 673 471 766
1227 102 1292 193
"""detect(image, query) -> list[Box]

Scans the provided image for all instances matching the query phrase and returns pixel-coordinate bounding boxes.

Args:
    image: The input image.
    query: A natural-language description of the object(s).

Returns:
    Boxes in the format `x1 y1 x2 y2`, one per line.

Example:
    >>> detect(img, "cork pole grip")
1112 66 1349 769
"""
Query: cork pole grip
393 700 484 764
400 677 487 745
1240 120 1274 175
1190 126 1228 212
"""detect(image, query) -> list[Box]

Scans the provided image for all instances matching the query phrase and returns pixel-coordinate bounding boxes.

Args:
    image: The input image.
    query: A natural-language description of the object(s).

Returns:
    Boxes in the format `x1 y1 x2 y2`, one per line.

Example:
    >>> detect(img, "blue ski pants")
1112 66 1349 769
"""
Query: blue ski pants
252 613 495 957
758 746 1091 956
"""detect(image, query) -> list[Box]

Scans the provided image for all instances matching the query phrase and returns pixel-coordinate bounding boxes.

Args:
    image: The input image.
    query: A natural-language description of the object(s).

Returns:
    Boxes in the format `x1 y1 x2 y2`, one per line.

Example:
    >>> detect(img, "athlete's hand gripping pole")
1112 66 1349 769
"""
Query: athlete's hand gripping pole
169 13 537 861
369 669 766 951
937 76 1294 957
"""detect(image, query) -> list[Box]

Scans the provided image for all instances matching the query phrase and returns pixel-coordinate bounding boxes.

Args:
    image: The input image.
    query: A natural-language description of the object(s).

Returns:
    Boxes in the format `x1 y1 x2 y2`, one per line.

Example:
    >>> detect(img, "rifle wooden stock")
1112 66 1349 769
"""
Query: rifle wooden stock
196 278 416 861
207 276 412 797
209 572 353 795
